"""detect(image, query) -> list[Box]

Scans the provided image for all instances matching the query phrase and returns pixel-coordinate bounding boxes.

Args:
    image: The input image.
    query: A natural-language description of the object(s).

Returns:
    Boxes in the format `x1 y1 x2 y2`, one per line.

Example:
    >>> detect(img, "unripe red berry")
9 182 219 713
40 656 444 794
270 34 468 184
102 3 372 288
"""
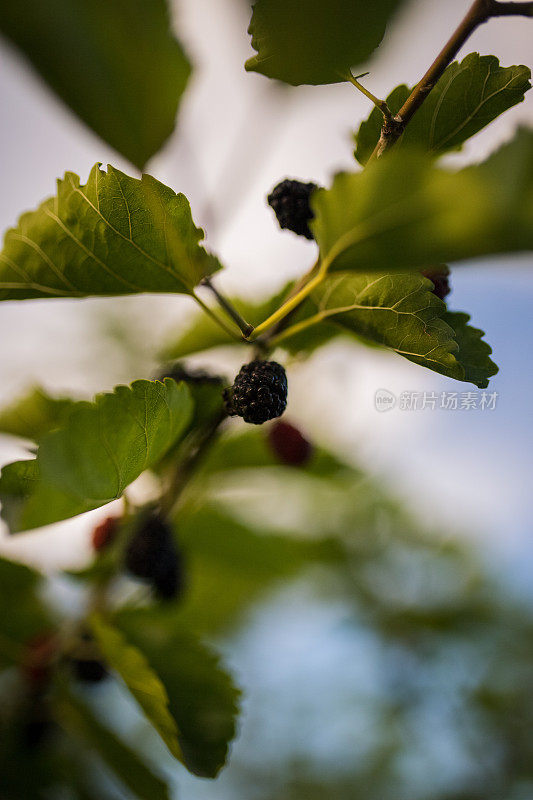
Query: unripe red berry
92 516 120 552
21 632 56 688
267 420 313 466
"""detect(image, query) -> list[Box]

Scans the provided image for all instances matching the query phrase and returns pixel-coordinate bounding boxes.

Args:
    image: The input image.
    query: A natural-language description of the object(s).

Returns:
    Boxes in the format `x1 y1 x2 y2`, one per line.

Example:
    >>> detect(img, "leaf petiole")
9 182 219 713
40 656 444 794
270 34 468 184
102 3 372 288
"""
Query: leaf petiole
250 261 328 339
346 71 393 121
192 292 245 342
200 277 254 338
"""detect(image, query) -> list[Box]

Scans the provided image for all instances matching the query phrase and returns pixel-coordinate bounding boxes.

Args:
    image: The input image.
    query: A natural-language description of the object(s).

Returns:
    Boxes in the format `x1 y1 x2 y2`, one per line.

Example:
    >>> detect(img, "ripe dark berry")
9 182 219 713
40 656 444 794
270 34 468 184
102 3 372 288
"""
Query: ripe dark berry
91 516 119 552
267 420 313 466
223 360 288 425
421 266 451 301
124 511 185 601
267 179 318 239
157 362 225 386
71 658 108 683
22 712 53 749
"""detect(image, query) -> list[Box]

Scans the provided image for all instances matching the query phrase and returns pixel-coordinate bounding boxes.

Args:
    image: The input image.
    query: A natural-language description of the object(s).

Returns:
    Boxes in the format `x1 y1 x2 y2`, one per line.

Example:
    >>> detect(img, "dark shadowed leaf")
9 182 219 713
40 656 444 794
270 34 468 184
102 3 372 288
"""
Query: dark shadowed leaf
0 0 191 168
0 555 51 667
0 387 77 442
443 311 498 389
55 690 170 800
114 608 241 777
245 0 406 85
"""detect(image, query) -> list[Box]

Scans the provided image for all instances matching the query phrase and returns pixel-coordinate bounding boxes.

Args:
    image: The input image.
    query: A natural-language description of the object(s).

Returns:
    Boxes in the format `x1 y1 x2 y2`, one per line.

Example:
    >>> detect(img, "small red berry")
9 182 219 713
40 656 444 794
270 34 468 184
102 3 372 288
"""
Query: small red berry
21 632 56 687
91 516 120 552
267 420 313 467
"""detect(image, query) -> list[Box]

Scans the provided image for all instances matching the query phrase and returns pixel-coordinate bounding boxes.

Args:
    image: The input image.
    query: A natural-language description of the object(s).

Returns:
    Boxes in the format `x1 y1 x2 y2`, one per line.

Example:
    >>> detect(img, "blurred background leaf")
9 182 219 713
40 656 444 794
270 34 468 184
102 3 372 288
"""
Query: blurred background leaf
245 0 407 85
0 0 191 168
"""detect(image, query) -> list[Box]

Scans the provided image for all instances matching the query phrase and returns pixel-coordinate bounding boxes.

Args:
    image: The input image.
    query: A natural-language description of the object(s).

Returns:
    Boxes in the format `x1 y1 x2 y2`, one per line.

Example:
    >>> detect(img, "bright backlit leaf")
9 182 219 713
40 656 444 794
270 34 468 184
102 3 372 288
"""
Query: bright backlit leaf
312 129 533 274
161 283 293 360
0 380 192 532
0 165 221 301
354 54 531 165
90 615 183 762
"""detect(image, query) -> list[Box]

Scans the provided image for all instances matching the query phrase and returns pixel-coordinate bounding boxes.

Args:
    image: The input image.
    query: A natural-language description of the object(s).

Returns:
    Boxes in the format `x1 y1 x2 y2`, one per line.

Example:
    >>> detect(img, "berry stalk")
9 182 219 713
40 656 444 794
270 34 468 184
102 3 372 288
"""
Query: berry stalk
201 277 254 338
250 260 327 339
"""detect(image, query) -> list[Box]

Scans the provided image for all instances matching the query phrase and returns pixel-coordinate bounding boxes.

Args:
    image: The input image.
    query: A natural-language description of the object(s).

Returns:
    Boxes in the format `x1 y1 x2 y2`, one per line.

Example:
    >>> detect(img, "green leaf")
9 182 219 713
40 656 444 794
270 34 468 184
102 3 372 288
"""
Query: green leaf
0 387 76 442
200 428 351 479
245 0 405 86
55 690 170 800
443 310 498 389
89 614 183 763
306 272 468 381
173 503 338 636
0 379 192 532
160 282 293 360
0 164 221 301
0 460 40 535
354 54 531 165
114 608 241 778
273 274 497 386
0 0 191 169
312 128 533 275
0 555 51 667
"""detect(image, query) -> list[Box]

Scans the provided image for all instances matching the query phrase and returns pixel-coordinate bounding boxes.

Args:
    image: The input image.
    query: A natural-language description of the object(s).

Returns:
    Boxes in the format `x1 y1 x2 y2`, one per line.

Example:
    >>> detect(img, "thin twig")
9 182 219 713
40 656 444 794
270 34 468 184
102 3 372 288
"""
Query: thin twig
251 260 326 339
369 0 533 161
201 277 254 338
160 410 227 518
489 1 533 15
192 291 244 342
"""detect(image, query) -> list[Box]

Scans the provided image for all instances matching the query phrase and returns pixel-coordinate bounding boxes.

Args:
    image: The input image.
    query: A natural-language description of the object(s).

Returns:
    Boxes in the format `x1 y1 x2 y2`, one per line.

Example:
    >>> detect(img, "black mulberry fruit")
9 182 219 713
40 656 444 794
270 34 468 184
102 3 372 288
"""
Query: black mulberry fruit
267 179 318 239
224 360 288 425
421 266 451 301
125 511 185 601
71 658 108 683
